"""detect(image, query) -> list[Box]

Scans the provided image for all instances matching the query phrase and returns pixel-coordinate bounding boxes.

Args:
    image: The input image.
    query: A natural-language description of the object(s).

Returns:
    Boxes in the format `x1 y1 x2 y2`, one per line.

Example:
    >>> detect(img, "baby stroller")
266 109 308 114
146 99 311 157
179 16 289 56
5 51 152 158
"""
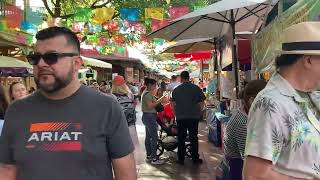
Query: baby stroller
156 104 192 158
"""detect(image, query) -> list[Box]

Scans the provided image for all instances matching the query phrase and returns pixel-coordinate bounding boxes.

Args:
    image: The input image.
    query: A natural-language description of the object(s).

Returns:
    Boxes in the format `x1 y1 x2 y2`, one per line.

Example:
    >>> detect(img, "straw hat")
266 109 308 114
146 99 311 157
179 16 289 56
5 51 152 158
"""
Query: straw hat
280 22 320 55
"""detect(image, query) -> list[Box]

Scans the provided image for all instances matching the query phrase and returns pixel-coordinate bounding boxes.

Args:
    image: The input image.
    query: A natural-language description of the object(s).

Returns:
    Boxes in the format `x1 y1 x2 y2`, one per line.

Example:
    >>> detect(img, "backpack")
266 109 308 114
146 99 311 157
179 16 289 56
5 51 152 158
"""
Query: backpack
114 94 136 126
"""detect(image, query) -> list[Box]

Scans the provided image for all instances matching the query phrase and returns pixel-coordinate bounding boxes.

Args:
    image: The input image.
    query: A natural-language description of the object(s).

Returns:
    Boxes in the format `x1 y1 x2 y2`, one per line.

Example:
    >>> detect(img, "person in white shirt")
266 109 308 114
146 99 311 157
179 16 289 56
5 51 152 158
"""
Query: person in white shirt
167 75 181 91
244 22 320 180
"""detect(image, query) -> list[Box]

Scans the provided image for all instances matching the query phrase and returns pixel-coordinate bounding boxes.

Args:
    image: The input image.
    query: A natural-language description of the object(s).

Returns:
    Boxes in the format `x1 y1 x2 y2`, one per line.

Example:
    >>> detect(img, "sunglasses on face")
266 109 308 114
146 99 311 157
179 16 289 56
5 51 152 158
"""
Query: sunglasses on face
27 52 79 65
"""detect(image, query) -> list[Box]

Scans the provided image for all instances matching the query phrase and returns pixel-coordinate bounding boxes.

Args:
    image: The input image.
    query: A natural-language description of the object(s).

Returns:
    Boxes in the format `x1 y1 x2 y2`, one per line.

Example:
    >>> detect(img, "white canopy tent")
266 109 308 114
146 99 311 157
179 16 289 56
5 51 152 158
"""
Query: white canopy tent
81 56 112 69
162 38 214 54
149 0 278 41
149 0 278 97
0 56 33 69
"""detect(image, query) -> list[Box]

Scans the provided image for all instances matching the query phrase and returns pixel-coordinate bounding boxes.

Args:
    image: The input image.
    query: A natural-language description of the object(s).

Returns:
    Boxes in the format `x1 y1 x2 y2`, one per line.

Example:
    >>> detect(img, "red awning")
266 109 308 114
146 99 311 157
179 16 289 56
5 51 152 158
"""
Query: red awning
174 50 212 61
174 53 191 59
238 39 251 64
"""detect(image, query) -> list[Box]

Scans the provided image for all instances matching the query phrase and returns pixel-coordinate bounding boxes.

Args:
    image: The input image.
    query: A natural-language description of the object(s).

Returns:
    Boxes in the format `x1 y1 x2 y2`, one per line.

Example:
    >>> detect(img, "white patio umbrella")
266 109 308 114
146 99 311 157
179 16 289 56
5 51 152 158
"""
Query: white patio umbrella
0 56 33 69
149 0 278 97
162 38 214 54
149 0 277 41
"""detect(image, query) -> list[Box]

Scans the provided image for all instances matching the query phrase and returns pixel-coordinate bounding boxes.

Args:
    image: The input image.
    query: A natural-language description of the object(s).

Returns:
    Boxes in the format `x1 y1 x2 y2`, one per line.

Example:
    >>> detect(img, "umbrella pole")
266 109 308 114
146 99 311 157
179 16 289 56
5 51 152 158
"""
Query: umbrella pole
213 38 220 100
230 10 239 99
201 59 204 80
218 39 223 101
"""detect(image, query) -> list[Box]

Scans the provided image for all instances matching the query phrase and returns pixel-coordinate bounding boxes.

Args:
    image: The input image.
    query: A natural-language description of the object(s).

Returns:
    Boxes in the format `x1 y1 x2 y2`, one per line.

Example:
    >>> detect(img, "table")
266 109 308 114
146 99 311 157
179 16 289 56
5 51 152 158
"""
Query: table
207 110 230 147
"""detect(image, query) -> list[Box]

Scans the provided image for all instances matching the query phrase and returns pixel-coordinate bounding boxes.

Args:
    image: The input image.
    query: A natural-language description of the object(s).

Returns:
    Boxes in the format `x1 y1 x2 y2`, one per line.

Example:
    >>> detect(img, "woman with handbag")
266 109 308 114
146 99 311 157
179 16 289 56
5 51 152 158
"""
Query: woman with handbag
141 78 167 165
111 75 145 165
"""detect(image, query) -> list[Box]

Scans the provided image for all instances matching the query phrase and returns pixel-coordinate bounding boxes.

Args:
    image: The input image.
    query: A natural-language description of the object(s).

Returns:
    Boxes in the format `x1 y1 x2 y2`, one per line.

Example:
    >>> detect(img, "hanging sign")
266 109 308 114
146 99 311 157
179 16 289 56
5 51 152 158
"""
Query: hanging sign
4 6 23 28
253 0 320 72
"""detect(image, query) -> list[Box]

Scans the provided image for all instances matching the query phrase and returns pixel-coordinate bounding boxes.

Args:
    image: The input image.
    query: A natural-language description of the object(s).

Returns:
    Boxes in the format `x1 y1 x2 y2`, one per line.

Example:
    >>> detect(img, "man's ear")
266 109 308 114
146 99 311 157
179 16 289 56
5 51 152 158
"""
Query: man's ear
302 55 313 69
74 56 83 71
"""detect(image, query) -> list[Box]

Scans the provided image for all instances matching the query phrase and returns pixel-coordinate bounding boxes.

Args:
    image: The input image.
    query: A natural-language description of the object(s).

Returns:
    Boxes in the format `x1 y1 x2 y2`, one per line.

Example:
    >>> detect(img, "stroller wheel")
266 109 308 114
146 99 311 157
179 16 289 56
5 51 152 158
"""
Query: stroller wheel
186 143 192 158
157 140 164 158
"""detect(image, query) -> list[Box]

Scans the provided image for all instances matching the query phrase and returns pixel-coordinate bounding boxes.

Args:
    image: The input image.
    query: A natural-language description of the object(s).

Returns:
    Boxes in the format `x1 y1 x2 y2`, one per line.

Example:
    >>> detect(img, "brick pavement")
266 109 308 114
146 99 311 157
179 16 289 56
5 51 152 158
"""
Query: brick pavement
135 106 223 180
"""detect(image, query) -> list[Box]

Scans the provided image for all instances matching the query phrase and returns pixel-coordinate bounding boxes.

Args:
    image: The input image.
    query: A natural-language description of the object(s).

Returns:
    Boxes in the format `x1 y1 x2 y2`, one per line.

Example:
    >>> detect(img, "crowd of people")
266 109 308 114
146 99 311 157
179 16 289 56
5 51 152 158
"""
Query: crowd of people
0 22 319 180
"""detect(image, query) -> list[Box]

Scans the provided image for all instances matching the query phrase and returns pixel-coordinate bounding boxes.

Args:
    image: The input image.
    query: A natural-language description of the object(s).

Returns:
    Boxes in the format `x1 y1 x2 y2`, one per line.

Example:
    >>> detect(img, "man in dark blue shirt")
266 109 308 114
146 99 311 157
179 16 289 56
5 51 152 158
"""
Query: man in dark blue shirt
172 71 206 165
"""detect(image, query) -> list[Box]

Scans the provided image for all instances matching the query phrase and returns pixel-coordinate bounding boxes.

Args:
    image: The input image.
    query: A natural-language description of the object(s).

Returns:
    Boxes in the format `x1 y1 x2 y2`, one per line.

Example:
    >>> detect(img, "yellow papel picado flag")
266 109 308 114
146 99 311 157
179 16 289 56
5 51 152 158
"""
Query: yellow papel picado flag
92 8 115 24
145 8 164 20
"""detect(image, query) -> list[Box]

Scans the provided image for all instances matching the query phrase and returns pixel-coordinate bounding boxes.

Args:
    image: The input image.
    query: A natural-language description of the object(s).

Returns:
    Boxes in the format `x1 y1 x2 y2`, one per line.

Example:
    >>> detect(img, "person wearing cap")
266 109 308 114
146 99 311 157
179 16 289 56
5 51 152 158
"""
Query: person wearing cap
243 22 320 180
112 76 145 165
223 80 267 180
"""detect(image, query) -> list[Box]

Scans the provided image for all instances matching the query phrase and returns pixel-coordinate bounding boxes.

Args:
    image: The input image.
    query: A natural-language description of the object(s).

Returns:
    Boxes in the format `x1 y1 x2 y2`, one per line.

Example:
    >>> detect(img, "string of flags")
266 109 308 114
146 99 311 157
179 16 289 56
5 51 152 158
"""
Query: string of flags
0 5 197 30
0 5 205 58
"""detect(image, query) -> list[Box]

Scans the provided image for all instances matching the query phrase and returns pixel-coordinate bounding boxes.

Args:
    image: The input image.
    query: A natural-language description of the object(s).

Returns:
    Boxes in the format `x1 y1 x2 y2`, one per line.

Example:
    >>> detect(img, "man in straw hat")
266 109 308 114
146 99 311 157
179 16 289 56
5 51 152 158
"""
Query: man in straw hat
243 22 320 180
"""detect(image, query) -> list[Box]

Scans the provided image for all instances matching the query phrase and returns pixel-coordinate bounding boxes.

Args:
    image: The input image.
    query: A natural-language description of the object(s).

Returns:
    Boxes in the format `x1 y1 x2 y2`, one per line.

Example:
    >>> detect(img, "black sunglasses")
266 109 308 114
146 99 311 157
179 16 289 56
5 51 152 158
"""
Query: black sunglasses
27 52 79 65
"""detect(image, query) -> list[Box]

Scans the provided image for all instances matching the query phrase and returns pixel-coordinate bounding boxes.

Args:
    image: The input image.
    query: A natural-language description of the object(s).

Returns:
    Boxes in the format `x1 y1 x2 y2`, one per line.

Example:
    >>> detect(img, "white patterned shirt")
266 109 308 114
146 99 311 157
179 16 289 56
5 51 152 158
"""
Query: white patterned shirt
245 74 320 179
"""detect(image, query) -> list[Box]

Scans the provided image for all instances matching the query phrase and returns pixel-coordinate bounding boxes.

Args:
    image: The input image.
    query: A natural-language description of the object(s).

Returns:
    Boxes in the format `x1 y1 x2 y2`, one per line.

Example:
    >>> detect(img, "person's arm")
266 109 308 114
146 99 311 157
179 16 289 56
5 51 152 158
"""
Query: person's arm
146 94 166 109
243 156 301 180
0 164 16 180
0 106 18 180
198 87 206 110
112 154 136 180
105 99 136 180
235 113 248 159
244 96 292 180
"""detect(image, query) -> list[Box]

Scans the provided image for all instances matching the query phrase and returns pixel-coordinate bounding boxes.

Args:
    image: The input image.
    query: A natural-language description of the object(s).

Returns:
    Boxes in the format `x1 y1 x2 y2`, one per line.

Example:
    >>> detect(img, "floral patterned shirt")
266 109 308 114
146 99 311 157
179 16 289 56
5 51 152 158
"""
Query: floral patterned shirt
245 74 320 179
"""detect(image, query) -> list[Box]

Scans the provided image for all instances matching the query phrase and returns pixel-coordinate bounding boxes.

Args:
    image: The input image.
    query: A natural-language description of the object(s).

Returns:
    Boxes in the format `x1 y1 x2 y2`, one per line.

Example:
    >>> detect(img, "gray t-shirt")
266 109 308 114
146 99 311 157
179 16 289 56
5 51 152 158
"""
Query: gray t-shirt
172 82 206 120
0 86 134 180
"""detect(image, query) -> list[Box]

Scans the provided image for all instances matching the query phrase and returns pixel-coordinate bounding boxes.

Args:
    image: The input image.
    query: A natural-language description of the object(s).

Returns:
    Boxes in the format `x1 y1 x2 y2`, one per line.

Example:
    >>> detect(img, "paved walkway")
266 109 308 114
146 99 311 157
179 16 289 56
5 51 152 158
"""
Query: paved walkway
135 105 223 180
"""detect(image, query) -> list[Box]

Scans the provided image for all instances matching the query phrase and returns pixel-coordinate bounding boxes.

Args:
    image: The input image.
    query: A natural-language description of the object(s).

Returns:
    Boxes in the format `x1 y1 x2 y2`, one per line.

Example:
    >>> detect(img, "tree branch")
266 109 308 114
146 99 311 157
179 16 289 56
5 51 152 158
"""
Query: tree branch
91 0 112 8
59 13 74 19
91 0 100 7
42 0 55 17
54 0 61 16
50 0 56 6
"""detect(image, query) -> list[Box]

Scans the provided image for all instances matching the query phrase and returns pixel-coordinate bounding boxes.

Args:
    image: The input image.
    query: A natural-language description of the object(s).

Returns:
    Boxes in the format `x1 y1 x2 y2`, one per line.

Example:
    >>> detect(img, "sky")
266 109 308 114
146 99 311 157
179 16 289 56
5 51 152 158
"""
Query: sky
16 0 45 8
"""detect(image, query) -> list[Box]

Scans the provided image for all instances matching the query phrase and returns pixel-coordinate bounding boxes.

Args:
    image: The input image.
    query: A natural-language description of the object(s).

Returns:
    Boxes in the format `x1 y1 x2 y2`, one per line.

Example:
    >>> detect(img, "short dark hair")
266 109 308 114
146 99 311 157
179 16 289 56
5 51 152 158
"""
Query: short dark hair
243 80 267 102
180 71 190 80
171 75 177 80
275 54 303 69
144 78 157 86
36 26 80 53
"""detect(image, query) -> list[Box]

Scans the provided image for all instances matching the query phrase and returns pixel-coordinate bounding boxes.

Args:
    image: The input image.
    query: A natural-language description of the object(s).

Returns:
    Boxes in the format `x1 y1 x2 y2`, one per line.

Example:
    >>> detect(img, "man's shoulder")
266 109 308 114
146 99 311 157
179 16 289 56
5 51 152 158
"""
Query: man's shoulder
10 90 42 107
82 87 118 105
249 85 293 119
254 82 285 103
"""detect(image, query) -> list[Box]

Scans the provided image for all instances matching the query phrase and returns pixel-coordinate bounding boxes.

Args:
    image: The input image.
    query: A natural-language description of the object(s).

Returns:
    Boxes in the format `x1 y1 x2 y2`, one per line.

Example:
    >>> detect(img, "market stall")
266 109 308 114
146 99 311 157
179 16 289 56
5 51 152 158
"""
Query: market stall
81 56 112 81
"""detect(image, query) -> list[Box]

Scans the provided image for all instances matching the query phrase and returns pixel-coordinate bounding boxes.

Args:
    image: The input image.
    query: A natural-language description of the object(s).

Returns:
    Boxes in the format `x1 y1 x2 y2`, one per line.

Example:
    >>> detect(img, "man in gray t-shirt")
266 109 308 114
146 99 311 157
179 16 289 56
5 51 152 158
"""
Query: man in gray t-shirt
0 27 136 180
